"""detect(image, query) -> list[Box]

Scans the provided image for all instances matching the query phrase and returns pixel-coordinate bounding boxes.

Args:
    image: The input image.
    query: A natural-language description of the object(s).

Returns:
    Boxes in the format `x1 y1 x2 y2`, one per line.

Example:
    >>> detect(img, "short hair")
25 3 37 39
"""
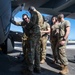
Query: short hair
28 6 36 11
22 14 29 20
51 16 57 21
58 13 64 18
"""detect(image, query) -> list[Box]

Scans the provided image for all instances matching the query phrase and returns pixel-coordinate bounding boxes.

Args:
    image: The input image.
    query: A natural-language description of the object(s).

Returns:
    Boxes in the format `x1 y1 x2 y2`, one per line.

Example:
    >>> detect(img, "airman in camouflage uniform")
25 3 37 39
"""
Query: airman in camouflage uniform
57 14 70 75
28 6 43 74
11 14 30 62
40 17 50 64
28 6 43 27
50 16 59 63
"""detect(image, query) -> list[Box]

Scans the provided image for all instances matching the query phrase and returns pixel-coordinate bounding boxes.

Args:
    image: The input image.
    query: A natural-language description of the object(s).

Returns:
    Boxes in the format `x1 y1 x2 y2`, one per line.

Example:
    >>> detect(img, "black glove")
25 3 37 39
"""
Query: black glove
10 17 16 24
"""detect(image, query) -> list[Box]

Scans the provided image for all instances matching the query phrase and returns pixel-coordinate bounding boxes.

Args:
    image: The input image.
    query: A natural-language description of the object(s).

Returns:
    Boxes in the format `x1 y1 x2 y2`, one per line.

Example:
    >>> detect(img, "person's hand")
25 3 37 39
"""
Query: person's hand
10 16 14 22
10 17 16 24
59 40 65 45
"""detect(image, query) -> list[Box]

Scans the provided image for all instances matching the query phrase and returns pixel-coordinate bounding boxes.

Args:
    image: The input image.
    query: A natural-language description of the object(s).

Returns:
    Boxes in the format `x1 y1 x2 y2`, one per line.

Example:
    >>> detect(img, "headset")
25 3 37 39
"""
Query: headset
22 14 29 20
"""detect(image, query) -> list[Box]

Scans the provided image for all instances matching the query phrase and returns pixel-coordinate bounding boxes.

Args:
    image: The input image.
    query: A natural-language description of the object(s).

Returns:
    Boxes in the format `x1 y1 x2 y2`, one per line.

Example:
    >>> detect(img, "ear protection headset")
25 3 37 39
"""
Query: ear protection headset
22 14 29 20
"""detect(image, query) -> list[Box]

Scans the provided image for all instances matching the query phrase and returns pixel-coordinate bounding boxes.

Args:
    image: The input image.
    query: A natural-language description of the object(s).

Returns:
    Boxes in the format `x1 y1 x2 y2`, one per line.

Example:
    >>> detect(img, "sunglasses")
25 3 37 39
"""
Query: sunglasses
23 17 28 20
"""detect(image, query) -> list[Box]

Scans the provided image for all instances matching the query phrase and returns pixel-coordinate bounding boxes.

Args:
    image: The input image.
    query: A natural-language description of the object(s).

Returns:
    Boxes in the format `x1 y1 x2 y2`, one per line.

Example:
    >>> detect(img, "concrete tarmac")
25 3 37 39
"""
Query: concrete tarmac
0 41 75 75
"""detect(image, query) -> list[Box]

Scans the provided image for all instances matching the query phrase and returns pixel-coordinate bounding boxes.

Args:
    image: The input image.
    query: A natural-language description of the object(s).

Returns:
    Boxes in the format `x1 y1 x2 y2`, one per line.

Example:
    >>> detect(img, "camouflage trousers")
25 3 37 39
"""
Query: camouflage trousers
22 39 29 61
25 35 40 72
57 40 68 66
40 36 48 60
50 39 58 61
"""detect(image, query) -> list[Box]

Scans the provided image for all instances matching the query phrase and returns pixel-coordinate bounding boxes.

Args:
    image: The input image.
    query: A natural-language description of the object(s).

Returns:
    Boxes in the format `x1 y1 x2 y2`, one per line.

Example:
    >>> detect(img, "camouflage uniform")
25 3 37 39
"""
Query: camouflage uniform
58 20 70 66
22 26 29 61
26 26 40 73
11 18 41 73
26 11 41 72
11 20 29 62
40 22 50 60
50 23 59 62
35 10 43 27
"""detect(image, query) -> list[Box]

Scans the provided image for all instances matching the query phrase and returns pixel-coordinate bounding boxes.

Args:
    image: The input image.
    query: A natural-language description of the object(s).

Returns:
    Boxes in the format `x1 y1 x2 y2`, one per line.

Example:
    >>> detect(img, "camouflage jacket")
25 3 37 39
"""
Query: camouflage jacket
11 19 40 38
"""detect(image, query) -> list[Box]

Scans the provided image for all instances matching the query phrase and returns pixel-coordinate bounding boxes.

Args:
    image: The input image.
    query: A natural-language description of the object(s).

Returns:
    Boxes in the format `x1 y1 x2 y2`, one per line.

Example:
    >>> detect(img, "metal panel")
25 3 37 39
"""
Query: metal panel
40 0 70 9
0 0 11 44
0 18 4 44
60 4 75 13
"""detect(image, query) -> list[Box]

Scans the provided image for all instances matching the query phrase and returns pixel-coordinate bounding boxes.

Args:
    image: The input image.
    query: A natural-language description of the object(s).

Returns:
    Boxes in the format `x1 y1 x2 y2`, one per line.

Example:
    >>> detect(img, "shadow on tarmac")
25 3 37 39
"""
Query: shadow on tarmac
46 54 62 70
0 52 22 75
68 59 75 63
0 52 62 75
39 67 60 75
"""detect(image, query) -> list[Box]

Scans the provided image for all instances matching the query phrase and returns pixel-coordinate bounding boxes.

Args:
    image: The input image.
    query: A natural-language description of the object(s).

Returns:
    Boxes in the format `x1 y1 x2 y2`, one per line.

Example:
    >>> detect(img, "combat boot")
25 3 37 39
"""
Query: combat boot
34 68 41 74
59 66 69 74
40 59 45 64
21 69 34 75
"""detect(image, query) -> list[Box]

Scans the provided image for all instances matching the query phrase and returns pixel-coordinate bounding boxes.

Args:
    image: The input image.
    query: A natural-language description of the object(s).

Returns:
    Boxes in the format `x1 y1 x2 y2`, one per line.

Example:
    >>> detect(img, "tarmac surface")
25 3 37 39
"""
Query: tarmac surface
0 41 75 75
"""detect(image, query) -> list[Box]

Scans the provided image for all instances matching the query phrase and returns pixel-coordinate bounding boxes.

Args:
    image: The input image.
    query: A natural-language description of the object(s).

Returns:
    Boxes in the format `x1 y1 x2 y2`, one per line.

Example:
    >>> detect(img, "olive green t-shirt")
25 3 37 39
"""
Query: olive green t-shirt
51 23 59 38
59 20 70 41
40 22 50 36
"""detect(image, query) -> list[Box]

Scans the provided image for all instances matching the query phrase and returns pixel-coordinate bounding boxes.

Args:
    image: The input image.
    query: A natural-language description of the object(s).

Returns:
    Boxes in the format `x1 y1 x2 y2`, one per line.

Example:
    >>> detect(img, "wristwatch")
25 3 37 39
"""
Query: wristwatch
63 38 66 41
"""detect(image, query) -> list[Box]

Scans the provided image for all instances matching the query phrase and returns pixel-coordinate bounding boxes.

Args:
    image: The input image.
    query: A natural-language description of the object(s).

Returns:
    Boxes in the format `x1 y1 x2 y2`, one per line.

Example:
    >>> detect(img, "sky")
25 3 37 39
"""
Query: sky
10 10 75 40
